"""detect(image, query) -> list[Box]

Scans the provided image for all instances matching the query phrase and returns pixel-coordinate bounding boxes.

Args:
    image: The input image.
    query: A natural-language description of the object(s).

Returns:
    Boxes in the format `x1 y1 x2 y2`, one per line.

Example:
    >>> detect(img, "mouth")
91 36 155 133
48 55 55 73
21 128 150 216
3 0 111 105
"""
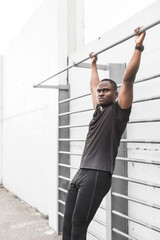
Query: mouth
98 98 104 101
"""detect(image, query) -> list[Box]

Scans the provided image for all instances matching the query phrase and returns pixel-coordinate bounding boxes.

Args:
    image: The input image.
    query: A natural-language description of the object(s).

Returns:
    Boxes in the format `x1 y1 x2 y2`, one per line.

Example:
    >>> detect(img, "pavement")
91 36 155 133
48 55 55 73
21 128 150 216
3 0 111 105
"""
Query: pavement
0 185 62 240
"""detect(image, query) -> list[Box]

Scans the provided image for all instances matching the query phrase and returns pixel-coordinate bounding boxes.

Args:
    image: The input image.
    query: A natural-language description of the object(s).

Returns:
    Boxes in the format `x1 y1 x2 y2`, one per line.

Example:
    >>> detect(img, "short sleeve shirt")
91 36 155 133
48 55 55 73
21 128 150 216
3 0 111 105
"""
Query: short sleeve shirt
80 101 131 173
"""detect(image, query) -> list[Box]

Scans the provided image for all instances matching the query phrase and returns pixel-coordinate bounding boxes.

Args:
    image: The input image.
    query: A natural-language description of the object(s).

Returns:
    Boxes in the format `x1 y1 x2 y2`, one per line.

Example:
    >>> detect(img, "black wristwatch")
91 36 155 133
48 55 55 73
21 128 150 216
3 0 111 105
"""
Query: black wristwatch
135 45 144 52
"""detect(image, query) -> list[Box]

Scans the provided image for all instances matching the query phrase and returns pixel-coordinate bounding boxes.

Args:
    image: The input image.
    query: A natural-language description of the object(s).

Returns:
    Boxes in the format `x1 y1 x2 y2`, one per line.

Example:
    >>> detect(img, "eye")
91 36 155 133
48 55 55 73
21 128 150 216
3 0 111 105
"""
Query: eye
97 90 101 93
103 89 109 93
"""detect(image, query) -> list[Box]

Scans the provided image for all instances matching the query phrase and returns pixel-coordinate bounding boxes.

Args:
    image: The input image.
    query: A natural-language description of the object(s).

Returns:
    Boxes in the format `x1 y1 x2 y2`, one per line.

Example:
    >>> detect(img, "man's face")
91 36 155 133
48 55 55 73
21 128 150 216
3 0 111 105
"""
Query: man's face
97 81 118 108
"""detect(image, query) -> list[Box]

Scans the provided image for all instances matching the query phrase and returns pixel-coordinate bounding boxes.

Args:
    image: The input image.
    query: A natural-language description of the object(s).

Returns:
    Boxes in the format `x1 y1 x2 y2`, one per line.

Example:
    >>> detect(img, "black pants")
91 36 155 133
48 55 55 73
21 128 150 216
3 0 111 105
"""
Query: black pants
62 168 112 240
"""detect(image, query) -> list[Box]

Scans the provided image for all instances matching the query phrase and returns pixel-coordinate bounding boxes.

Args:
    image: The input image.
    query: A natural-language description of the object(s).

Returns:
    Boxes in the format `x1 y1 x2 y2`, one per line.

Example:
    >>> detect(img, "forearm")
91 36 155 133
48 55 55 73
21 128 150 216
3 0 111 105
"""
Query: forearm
123 48 142 83
90 62 100 91
123 26 145 83
118 27 145 109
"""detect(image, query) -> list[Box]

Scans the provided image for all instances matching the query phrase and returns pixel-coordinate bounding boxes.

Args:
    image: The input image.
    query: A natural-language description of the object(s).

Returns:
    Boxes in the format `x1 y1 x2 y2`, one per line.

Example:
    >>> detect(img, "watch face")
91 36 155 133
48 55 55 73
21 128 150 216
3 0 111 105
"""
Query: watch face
135 46 144 51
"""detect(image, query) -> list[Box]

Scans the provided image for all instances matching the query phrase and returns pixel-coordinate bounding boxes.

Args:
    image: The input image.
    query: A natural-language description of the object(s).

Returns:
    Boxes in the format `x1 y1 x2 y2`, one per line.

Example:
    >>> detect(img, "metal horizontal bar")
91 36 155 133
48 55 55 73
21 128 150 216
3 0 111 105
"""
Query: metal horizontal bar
135 73 160 84
59 108 93 116
112 210 160 233
87 230 105 240
58 212 64 218
59 93 91 104
59 91 160 109
58 200 65 205
33 84 69 90
59 151 160 165
59 124 88 129
59 90 160 118
59 151 82 156
91 19 160 57
121 139 160 144
133 95 160 104
112 175 160 188
59 138 85 142
34 65 73 88
129 118 160 124
58 187 68 193
59 110 160 119
93 217 106 227
58 175 71 182
59 85 160 106
59 152 160 166
112 228 138 240
59 118 160 129
112 192 160 210
59 138 160 144
34 20 160 87
100 205 106 211
59 73 160 104
116 157 160 165
73 62 109 71
59 109 160 119
58 163 78 169
117 73 160 88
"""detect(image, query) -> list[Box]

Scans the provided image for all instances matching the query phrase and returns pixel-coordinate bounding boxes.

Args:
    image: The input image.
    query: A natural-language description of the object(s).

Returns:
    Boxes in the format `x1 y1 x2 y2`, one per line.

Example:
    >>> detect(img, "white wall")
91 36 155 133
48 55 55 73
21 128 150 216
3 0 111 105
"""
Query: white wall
2 0 84 233
0 56 2 184
2 0 59 232
68 1 160 239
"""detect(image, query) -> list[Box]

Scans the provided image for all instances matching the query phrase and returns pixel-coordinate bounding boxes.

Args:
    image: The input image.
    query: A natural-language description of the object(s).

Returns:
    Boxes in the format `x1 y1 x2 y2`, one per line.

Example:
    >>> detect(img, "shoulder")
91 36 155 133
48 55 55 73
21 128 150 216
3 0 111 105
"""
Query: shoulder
114 101 131 111
114 101 132 122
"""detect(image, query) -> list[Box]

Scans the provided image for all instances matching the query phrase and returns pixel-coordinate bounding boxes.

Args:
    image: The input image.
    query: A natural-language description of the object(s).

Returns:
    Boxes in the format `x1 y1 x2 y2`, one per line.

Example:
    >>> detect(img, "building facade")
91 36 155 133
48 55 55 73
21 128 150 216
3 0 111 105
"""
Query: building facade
0 0 160 239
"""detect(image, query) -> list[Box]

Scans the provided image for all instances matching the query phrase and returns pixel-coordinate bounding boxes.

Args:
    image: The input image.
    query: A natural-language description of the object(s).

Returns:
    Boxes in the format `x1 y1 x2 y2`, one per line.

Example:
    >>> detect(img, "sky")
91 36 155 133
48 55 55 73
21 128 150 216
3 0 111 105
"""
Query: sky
0 0 157 54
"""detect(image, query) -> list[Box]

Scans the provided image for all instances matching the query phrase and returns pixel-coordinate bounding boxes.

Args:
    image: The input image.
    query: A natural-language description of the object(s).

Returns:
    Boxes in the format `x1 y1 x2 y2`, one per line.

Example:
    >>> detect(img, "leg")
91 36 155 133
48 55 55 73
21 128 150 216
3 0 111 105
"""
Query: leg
71 169 112 240
62 171 80 240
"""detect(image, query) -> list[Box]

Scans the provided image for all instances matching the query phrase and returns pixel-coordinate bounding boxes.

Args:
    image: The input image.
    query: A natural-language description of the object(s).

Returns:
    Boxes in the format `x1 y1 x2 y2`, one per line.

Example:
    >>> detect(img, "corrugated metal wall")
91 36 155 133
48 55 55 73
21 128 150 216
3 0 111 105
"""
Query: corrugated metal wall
58 69 160 240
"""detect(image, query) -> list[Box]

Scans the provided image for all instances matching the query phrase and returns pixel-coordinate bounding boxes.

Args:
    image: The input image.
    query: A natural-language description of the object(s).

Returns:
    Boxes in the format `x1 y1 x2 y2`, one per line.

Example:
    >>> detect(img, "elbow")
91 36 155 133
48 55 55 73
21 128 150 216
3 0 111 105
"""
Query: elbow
90 83 98 92
123 75 136 84
90 85 97 94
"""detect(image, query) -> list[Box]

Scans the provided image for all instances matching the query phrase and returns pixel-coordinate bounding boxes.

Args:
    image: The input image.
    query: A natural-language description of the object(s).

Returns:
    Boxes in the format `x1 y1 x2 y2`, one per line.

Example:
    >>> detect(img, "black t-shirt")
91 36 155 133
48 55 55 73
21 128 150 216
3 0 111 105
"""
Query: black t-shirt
80 101 131 173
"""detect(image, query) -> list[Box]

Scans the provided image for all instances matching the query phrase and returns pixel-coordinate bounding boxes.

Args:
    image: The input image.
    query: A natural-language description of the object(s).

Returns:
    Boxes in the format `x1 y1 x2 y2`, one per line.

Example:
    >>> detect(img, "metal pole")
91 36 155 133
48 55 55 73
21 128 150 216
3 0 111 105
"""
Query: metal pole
112 228 138 240
59 93 91 104
112 175 160 188
58 73 160 104
112 192 160 210
34 20 160 87
112 210 160 233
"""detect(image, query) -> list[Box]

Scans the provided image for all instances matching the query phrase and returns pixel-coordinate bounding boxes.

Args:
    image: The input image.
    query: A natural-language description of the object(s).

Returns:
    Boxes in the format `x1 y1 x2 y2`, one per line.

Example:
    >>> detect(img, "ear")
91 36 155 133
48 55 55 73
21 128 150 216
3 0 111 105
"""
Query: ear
115 91 118 99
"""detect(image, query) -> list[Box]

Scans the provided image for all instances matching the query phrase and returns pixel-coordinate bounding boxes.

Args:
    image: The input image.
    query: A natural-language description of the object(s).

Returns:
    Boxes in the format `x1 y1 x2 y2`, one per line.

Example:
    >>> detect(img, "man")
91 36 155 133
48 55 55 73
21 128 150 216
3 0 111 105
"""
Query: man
62 27 146 240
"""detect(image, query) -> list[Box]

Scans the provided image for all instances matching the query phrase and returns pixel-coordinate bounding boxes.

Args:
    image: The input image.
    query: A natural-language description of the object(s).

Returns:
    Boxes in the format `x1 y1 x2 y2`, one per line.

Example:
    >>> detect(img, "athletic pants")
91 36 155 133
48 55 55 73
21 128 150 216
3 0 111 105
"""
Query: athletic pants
62 168 112 240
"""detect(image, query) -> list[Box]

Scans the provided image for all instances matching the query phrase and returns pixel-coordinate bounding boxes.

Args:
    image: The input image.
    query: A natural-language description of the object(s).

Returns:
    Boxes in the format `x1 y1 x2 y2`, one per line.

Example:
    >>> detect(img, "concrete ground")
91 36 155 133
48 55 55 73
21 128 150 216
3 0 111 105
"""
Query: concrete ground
0 185 62 240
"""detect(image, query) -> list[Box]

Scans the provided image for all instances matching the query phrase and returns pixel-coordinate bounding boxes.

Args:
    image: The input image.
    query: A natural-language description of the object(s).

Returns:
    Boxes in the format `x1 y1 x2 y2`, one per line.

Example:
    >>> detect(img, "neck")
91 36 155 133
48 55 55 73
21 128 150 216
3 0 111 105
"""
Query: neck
100 101 115 111
100 106 107 111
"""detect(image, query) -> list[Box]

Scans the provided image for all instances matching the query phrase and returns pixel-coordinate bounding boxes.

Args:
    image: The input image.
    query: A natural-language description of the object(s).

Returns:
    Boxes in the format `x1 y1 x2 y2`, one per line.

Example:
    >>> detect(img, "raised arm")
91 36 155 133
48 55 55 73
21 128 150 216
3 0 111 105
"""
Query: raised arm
118 27 146 109
89 53 100 109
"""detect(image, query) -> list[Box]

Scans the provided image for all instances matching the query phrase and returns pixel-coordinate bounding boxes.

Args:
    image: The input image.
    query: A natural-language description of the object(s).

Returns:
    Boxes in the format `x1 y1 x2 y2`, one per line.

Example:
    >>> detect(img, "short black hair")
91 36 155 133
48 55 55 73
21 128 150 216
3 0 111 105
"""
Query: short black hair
100 78 117 91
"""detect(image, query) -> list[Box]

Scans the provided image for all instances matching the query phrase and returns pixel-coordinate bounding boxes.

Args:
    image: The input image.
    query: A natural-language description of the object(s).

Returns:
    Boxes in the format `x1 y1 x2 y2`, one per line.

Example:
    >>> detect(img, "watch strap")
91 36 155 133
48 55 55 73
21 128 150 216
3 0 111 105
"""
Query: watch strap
135 45 144 52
